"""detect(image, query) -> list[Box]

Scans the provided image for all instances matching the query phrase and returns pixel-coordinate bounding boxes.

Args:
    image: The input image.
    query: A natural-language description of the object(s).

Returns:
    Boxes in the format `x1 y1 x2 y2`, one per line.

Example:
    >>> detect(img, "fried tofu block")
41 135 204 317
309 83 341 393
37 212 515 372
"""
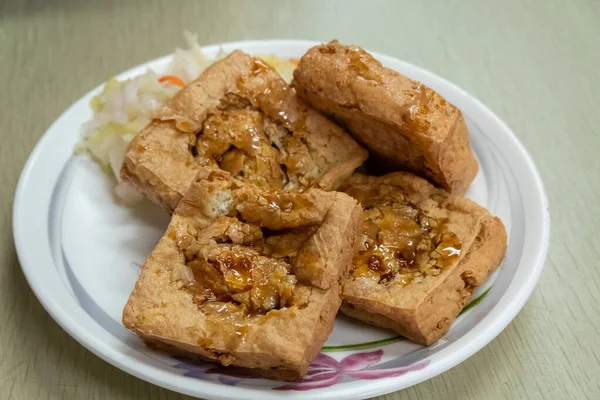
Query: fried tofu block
121 50 368 213
339 173 506 345
292 41 478 195
122 168 363 380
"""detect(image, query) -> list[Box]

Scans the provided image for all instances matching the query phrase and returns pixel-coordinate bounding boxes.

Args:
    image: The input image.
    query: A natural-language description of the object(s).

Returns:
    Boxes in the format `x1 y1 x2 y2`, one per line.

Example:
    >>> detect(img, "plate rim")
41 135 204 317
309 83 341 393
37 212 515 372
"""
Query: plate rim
13 39 550 400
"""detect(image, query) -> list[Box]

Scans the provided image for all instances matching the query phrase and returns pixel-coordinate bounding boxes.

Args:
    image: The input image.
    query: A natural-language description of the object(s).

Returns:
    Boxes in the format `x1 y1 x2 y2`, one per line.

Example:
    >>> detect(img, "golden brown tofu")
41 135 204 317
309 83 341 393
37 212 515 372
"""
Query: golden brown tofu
292 41 478 195
122 168 363 380
121 50 368 213
339 172 506 345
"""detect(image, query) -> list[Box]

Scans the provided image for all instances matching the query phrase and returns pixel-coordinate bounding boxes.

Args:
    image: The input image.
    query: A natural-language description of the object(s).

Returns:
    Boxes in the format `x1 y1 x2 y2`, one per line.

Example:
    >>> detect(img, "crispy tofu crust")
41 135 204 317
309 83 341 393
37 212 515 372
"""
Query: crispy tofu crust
339 172 507 345
122 168 363 380
122 50 367 213
292 41 478 195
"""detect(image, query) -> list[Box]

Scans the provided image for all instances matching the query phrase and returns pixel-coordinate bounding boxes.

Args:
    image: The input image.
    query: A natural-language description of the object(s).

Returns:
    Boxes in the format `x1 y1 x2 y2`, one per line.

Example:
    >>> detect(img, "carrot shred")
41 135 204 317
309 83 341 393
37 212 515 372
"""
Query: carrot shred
290 58 299 67
158 75 185 87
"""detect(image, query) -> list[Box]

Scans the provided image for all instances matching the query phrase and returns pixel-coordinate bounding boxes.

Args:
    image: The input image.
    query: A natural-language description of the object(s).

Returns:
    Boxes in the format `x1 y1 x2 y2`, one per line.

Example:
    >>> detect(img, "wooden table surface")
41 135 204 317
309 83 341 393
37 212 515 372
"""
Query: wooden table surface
2 0 599 399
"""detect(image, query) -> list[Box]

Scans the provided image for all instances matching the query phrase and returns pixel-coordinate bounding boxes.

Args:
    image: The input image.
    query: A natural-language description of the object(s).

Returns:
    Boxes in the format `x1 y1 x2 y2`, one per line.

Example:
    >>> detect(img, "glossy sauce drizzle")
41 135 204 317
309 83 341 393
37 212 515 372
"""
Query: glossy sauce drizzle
347 46 382 84
347 184 462 286
226 58 314 191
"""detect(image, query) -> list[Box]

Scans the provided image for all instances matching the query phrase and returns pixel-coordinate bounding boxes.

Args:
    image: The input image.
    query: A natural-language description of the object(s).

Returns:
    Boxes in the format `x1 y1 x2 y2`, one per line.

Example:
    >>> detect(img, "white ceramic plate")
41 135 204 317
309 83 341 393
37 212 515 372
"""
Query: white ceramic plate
13 40 549 400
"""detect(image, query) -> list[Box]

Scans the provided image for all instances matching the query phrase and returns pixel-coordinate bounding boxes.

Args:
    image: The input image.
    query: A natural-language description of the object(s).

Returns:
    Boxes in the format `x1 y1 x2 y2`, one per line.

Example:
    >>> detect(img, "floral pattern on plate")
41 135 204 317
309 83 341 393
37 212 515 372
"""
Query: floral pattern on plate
173 350 429 390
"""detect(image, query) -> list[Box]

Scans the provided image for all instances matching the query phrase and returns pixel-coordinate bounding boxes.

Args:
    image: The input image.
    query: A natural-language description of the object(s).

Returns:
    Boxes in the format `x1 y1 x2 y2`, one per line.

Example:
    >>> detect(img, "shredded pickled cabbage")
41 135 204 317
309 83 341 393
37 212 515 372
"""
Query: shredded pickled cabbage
76 32 297 204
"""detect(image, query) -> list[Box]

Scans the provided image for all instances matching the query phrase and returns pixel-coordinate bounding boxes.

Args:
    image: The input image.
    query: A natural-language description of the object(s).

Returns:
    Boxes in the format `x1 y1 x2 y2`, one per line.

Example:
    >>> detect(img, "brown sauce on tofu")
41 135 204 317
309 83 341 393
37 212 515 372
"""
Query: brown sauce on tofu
347 46 382 84
401 83 432 133
264 192 313 212
345 183 462 286
216 251 254 291
192 58 321 192
169 217 315 319
195 109 286 190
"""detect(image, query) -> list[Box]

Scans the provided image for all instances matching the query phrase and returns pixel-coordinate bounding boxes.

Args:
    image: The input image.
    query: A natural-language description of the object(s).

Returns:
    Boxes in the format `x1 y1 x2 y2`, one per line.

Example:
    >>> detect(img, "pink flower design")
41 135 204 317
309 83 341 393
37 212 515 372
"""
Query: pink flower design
275 350 429 391
183 350 429 391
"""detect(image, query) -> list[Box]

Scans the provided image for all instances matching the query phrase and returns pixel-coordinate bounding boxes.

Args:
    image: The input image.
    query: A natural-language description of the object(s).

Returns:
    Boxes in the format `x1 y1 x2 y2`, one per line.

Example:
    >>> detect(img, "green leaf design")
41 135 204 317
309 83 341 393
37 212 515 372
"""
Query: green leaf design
322 335 405 352
322 287 491 352
459 287 491 316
